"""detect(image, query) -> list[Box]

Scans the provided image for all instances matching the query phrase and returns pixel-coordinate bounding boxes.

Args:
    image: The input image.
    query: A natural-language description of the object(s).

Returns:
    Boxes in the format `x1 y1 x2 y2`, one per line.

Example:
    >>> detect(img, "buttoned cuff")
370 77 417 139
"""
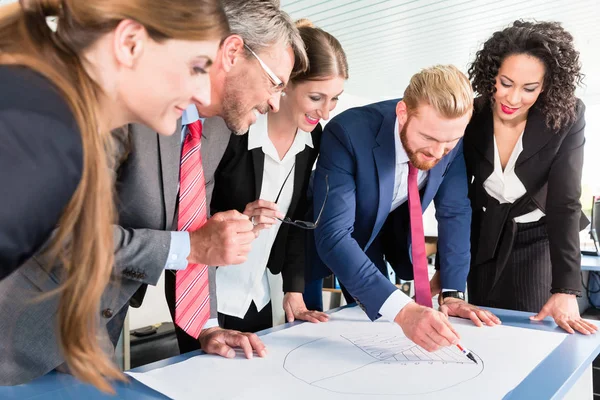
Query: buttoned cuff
378 289 413 322
202 318 219 330
164 231 191 270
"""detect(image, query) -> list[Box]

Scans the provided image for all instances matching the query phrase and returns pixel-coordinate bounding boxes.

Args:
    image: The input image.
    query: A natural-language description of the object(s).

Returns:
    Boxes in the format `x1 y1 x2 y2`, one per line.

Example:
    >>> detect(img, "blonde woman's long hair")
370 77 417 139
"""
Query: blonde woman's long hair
0 0 228 392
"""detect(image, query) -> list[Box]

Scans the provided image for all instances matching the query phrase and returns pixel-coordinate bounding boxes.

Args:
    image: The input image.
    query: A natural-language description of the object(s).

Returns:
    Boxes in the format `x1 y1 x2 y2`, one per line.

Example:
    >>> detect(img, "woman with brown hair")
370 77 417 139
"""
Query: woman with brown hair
210 19 348 332
0 0 228 391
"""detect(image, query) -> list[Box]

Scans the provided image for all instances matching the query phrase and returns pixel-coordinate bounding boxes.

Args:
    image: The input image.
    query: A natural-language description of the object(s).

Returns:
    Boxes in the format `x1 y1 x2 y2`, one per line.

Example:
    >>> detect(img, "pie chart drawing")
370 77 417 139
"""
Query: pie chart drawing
283 333 484 396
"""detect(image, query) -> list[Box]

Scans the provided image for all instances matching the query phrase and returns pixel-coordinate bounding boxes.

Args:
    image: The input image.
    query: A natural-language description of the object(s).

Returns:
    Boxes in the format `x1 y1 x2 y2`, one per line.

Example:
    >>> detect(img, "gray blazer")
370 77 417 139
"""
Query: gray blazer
0 117 231 385
126 116 232 317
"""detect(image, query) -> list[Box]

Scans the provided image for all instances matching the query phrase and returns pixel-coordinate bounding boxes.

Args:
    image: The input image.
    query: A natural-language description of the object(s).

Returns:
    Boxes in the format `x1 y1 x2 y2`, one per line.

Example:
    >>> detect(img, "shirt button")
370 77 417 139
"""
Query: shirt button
171 254 178 260
102 309 113 318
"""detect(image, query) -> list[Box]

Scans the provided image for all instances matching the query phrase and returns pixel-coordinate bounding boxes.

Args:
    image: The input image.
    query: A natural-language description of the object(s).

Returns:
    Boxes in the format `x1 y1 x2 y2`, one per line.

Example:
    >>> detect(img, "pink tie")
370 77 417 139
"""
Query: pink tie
407 163 433 308
175 120 209 339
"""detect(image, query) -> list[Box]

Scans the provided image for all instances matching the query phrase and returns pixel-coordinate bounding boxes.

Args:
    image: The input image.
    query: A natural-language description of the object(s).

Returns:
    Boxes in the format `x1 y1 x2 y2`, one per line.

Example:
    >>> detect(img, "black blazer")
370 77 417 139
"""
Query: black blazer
211 124 322 293
464 97 587 293
0 66 82 278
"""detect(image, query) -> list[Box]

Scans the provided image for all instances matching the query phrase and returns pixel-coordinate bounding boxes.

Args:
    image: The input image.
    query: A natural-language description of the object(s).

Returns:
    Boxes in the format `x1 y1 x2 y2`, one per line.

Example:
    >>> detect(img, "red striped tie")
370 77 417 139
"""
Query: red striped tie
175 120 209 339
407 163 433 308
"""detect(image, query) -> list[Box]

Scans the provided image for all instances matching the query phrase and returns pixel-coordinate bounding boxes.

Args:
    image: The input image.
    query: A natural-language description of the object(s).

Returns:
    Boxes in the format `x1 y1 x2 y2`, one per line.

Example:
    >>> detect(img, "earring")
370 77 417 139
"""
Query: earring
281 92 287 97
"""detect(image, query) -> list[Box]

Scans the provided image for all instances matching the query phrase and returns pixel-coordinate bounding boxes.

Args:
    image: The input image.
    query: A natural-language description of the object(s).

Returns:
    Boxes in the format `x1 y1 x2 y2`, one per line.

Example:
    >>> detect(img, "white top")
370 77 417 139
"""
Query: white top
378 118 429 323
482 133 545 223
216 113 313 323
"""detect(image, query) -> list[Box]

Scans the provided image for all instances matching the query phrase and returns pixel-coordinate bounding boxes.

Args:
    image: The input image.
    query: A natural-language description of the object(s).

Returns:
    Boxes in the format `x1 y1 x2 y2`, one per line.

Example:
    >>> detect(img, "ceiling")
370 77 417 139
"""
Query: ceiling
1 0 597 104
281 0 600 104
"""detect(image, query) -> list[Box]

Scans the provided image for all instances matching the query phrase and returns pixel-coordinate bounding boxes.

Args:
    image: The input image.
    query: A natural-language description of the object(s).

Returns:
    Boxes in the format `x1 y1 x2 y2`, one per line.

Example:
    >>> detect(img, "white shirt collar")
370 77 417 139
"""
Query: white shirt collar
394 117 409 165
248 113 314 161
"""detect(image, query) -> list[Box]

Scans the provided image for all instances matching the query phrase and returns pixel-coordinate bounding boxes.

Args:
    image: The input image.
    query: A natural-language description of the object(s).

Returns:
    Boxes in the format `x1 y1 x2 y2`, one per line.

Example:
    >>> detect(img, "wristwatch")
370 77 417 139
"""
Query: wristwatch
440 290 465 301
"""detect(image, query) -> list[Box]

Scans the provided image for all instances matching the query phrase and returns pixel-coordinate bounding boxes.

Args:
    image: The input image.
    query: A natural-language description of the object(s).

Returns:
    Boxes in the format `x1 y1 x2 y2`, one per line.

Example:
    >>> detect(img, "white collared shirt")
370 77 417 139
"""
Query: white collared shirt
216 113 313 323
482 133 544 223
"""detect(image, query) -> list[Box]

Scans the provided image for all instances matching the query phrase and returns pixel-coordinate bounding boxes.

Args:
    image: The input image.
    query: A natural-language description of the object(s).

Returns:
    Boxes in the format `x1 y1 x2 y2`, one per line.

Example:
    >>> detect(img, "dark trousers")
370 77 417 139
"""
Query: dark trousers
165 271 202 354
166 270 274 354
303 278 356 311
468 219 552 312
303 278 324 311
218 301 273 333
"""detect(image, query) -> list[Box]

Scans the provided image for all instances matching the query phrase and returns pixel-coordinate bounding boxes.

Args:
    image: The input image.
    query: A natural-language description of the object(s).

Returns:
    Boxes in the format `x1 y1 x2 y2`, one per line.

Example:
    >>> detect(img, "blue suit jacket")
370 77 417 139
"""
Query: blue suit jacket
312 99 471 320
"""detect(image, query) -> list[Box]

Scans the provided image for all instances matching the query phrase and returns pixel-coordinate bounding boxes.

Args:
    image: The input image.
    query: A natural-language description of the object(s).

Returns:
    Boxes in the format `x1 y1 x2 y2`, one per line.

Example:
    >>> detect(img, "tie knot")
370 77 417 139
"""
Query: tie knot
408 162 418 177
187 120 203 140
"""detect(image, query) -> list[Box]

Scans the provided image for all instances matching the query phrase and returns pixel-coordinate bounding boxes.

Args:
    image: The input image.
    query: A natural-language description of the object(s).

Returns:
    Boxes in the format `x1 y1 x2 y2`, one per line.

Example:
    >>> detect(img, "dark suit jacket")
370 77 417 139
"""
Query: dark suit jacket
464 97 587 293
311 99 472 320
0 66 82 278
211 124 322 293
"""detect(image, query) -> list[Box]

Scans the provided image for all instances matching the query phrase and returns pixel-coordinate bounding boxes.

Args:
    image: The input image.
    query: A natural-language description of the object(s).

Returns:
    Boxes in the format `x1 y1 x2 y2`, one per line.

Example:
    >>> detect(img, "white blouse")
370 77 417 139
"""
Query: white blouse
482 133 545 223
216 113 313 325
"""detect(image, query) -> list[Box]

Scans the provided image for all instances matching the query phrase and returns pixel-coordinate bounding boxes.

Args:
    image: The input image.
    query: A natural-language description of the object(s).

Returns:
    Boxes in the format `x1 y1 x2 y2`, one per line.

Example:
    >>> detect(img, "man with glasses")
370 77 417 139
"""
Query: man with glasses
106 0 308 360
309 65 501 354
158 0 308 355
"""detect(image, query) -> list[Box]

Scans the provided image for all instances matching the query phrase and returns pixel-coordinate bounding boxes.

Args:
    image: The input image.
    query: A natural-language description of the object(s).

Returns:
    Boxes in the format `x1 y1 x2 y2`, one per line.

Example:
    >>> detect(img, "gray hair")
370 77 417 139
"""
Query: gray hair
221 0 308 75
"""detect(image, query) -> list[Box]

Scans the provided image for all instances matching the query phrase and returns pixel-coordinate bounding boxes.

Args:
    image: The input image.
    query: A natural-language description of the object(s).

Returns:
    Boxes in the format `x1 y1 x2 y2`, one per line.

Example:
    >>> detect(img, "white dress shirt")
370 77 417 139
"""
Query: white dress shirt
378 119 429 322
217 113 313 325
483 133 545 223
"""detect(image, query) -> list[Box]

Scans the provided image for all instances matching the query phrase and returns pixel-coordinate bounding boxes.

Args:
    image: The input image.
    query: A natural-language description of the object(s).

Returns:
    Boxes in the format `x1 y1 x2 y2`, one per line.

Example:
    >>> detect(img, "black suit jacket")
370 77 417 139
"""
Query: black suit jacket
211 124 322 293
0 66 82 279
464 97 587 293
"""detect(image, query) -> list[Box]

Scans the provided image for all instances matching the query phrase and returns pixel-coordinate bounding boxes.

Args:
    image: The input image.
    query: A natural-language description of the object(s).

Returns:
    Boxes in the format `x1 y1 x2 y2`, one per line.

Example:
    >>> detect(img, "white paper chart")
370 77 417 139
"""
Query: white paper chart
128 307 566 400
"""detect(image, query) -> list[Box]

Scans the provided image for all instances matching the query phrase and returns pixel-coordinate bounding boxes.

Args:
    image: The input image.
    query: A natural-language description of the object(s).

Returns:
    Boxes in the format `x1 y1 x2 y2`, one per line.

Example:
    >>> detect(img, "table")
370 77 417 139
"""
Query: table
2 306 598 400
582 254 600 272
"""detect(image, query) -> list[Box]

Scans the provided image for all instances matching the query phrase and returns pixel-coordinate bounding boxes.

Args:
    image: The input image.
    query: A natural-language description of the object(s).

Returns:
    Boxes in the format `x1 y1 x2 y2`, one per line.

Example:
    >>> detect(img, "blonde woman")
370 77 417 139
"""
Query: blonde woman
0 0 228 391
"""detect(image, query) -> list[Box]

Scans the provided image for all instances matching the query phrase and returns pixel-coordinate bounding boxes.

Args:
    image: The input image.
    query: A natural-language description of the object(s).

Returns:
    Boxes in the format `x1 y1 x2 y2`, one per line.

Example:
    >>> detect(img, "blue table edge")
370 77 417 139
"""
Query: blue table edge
3 305 598 399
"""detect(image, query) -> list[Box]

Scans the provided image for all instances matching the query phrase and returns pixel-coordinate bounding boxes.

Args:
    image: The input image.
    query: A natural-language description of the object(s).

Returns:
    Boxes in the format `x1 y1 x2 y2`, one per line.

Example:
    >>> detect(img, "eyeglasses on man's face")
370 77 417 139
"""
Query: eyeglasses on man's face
244 43 285 92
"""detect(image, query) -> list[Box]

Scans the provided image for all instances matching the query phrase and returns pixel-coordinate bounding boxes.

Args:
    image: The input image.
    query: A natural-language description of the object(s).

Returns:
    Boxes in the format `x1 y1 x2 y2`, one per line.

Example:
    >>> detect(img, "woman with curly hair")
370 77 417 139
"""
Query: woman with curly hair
463 20 597 335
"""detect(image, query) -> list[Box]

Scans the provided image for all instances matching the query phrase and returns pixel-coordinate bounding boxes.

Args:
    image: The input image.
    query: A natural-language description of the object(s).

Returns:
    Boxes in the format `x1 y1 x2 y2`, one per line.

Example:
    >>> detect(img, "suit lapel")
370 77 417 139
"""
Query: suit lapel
288 147 310 217
158 119 182 226
251 147 265 196
368 112 397 248
421 160 445 210
516 106 553 166
201 116 232 186
471 105 495 182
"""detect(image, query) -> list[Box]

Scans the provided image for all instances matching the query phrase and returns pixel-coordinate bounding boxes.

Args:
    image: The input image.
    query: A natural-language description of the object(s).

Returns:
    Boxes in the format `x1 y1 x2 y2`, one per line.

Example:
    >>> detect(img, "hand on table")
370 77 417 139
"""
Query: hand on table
198 327 267 359
530 293 598 335
188 210 255 265
283 292 329 323
243 199 284 235
440 298 501 327
394 302 460 352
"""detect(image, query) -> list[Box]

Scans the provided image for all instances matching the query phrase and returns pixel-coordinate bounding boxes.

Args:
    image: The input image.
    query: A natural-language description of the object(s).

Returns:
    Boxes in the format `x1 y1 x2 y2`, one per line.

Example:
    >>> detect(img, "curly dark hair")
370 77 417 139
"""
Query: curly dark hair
468 20 583 131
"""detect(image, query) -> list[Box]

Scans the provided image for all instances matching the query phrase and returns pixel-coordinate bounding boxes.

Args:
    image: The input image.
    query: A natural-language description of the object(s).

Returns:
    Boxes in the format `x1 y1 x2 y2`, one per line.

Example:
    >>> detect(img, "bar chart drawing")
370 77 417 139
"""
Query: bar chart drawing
283 333 484 396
